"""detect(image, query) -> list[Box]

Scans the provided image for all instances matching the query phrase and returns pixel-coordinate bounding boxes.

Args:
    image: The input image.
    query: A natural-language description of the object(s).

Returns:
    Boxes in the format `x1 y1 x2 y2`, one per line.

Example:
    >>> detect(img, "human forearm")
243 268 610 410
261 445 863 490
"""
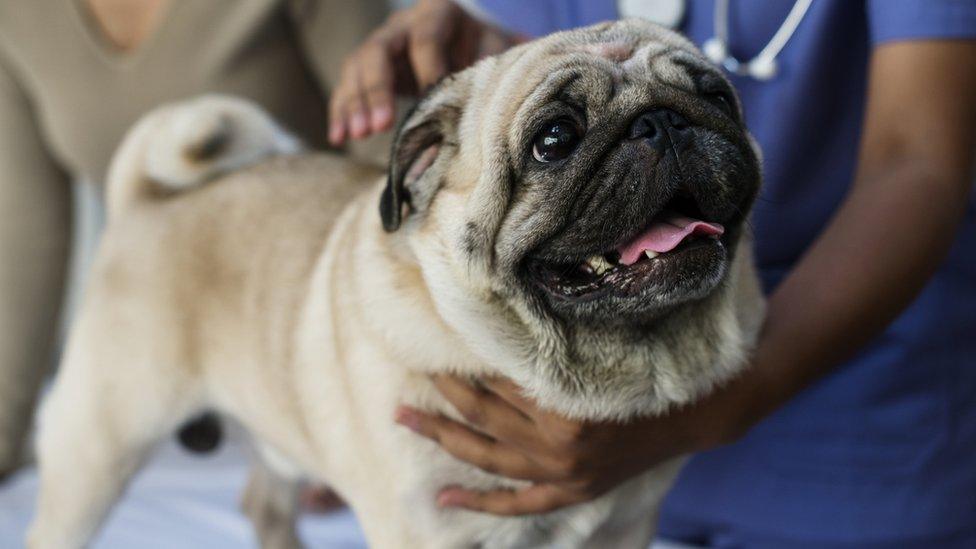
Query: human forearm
736 161 973 428
730 41 976 431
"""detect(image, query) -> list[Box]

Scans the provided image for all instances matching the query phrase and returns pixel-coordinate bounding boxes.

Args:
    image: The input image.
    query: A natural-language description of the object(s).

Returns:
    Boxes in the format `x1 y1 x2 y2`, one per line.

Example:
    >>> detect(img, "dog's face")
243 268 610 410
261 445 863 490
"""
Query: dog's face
382 20 762 416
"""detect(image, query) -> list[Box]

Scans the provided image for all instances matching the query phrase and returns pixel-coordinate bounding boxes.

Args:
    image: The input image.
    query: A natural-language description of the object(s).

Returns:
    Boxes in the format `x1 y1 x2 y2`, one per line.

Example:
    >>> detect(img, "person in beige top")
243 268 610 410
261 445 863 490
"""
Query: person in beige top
0 0 389 477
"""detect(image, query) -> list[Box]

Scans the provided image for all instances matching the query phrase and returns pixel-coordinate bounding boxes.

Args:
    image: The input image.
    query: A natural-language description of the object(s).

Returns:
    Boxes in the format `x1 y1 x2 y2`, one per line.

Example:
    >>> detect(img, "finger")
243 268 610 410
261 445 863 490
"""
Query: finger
345 74 371 140
432 376 538 448
327 120 346 147
334 47 375 141
436 484 584 516
358 45 396 133
327 84 349 145
482 378 602 458
408 17 451 90
329 59 363 145
395 406 550 481
483 377 589 438
480 378 541 421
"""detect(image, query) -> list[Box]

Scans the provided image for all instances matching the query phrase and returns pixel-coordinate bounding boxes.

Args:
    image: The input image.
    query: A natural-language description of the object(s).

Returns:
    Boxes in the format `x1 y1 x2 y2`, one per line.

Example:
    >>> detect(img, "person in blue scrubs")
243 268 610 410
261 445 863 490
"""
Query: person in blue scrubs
328 1 976 546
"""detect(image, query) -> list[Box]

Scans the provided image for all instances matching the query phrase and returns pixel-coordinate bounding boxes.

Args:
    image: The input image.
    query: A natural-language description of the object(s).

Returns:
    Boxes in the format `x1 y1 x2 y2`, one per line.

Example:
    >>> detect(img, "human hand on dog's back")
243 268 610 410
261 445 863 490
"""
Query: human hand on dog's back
327 0 521 146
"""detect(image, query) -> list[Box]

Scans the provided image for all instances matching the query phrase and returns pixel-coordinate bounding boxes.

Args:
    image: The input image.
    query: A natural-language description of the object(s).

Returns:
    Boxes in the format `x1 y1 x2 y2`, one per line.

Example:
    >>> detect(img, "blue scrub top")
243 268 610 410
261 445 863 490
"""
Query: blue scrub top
470 0 976 545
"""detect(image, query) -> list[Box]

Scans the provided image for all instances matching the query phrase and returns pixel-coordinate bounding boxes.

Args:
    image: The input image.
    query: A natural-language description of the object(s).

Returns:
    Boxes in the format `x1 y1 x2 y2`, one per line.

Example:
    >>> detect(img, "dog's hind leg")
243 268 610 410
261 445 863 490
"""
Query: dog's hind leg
26 312 204 549
241 450 303 549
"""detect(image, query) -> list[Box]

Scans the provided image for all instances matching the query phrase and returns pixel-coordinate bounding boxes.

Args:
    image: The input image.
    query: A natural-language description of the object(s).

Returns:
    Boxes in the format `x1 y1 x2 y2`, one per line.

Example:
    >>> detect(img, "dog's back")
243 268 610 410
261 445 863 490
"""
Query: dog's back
27 97 382 548
92 96 378 391
104 94 301 216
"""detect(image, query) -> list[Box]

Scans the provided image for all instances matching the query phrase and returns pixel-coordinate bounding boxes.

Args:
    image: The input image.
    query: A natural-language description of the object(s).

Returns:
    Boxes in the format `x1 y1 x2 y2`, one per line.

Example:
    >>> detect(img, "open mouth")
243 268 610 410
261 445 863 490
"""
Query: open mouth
527 194 730 302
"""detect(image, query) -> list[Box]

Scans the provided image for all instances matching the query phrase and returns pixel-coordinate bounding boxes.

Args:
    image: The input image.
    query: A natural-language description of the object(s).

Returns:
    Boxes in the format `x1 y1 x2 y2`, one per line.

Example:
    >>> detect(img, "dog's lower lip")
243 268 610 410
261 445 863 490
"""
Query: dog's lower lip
528 236 726 302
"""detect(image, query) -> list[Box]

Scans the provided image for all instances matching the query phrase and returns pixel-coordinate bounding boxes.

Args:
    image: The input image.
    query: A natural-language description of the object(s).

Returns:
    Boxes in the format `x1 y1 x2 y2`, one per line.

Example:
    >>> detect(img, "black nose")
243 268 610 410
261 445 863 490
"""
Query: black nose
626 108 691 151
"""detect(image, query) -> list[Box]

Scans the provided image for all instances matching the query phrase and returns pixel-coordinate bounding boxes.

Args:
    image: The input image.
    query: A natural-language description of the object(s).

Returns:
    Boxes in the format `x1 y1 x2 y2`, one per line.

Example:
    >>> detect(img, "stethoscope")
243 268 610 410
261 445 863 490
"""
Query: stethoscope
618 0 813 81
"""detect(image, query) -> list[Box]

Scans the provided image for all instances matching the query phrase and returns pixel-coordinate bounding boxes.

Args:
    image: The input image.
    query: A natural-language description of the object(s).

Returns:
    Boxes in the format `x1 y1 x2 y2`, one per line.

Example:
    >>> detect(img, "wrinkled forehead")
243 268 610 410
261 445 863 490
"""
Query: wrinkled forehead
486 20 721 118
549 19 707 85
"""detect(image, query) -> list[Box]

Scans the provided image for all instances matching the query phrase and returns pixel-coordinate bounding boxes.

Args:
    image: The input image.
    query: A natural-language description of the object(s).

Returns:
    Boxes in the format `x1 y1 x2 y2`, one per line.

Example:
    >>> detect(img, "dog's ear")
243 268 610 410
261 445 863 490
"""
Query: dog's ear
380 81 465 232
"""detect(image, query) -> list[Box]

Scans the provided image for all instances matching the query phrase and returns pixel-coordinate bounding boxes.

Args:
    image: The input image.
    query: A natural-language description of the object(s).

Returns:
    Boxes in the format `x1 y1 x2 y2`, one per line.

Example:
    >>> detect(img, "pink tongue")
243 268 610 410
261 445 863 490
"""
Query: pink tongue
617 212 725 266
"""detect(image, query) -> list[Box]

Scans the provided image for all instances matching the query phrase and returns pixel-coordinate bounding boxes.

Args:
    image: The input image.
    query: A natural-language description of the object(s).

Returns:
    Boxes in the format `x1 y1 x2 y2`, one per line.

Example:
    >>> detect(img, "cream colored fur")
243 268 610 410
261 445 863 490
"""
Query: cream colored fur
28 21 764 549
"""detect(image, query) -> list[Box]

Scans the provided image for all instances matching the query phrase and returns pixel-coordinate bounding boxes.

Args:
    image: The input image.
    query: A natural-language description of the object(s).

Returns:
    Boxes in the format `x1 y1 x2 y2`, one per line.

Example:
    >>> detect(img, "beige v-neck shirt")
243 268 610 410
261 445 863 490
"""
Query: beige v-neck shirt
0 0 387 183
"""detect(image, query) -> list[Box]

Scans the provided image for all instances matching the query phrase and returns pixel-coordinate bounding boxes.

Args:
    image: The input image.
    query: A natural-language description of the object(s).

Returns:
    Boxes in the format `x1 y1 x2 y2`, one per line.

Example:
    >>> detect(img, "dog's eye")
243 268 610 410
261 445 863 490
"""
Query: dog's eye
707 92 735 117
532 119 581 163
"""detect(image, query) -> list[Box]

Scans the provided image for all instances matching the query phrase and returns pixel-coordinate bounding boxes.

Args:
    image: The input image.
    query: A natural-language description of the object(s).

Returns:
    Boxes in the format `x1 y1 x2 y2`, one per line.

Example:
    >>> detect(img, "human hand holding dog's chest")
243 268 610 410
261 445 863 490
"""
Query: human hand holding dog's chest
394 374 760 515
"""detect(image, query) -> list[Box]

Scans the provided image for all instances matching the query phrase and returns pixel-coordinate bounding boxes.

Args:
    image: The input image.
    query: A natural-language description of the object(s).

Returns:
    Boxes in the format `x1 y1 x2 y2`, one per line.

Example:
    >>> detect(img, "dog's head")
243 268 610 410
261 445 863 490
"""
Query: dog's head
381 20 763 417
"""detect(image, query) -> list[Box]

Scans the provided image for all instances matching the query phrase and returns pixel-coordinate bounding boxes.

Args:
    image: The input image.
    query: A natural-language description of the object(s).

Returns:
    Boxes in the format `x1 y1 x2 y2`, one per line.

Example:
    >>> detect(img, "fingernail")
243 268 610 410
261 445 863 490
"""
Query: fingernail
328 122 344 145
437 488 465 508
349 112 368 137
370 105 392 131
394 406 421 432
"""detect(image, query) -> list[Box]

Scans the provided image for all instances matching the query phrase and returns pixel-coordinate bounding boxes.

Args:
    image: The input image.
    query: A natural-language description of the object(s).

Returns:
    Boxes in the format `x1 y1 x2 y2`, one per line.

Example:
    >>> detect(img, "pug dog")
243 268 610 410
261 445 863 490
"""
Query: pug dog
28 19 763 549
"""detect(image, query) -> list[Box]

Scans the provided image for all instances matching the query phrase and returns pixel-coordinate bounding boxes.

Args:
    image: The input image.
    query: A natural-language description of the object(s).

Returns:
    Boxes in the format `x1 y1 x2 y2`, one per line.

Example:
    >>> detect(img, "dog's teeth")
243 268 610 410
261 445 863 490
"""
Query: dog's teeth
644 250 659 260
586 255 613 276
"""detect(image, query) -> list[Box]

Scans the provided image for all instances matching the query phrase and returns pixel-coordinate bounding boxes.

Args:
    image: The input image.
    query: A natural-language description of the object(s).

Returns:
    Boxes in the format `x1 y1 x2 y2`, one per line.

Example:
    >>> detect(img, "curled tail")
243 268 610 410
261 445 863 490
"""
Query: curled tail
106 94 302 217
